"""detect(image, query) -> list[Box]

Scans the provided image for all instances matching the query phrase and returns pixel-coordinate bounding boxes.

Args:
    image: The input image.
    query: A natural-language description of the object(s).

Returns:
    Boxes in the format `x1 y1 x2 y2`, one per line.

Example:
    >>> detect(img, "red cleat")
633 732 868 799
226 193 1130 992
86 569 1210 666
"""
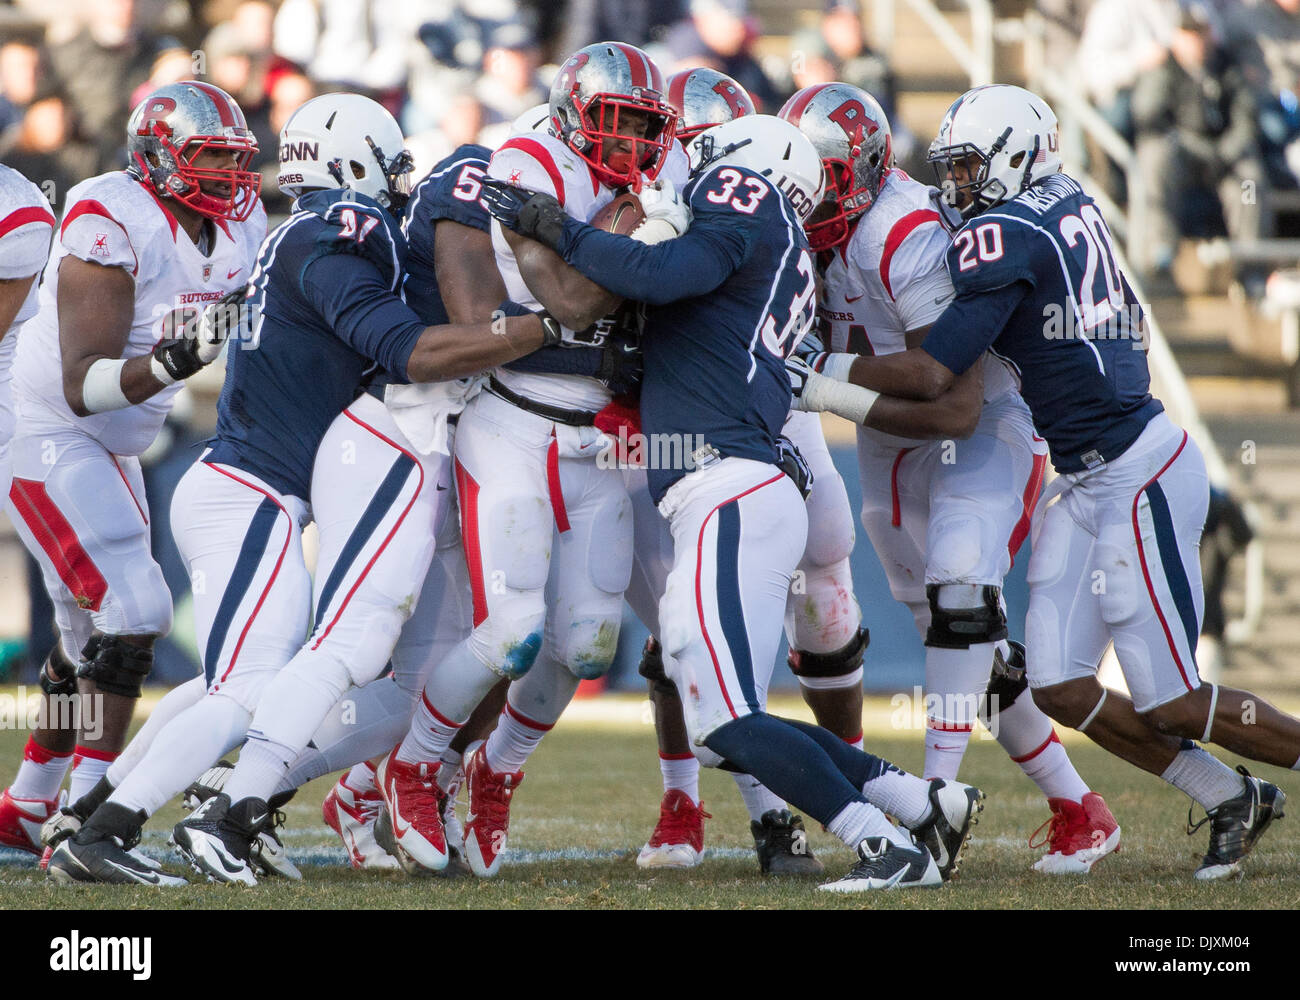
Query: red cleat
374 751 448 872
636 789 709 869
1030 792 1121 874
322 775 400 871
0 788 58 857
462 745 522 878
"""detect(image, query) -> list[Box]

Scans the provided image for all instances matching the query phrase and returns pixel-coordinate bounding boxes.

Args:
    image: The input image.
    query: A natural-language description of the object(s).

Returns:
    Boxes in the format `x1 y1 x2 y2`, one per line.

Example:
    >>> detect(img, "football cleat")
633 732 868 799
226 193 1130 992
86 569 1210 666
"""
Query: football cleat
462 744 521 878
750 808 824 875
248 805 301 881
637 789 710 869
1190 767 1286 881
171 793 262 886
375 750 448 872
322 775 400 871
911 779 985 881
0 787 59 855
47 803 187 887
182 760 235 810
1030 792 1121 874
818 834 942 892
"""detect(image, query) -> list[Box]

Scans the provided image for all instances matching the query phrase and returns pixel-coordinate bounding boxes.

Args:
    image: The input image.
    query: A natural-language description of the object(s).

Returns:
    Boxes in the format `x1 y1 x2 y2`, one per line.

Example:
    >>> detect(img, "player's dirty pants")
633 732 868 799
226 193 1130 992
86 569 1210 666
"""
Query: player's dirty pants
453 389 632 687
7 427 172 660
1026 413 1207 712
657 456 807 756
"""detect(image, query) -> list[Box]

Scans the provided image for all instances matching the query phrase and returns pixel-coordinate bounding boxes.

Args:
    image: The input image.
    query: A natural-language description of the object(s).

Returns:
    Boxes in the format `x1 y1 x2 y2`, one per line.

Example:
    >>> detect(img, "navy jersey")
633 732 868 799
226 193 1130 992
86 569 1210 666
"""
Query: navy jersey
921 173 1163 473
556 162 817 502
206 189 425 501
402 143 492 325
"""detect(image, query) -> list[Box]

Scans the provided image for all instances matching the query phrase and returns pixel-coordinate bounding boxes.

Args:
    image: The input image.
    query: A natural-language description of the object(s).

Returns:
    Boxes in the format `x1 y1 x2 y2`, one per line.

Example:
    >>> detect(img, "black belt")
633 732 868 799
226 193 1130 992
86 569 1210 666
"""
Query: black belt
487 376 598 427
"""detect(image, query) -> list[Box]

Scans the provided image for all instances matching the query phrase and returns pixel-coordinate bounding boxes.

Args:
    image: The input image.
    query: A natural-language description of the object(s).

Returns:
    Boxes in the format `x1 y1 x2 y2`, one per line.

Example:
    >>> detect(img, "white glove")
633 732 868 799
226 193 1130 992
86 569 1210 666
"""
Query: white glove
632 178 691 244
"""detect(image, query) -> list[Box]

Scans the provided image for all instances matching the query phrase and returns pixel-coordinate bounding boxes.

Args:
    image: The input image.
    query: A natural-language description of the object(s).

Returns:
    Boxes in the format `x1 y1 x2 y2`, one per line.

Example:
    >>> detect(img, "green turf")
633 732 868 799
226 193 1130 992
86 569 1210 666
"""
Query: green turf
2 691 1298 909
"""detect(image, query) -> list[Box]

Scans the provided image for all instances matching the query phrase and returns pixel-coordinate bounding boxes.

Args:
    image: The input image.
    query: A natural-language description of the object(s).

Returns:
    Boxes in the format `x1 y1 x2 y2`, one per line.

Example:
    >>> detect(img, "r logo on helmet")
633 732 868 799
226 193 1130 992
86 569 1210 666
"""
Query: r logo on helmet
137 98 177 138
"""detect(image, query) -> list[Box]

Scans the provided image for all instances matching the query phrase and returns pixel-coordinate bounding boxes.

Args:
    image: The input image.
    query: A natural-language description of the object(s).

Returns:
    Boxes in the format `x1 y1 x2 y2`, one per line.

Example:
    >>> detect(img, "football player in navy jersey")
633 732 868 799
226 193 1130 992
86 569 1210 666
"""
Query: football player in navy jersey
794 84 1297 880
47 95 557 885
485 114 985 891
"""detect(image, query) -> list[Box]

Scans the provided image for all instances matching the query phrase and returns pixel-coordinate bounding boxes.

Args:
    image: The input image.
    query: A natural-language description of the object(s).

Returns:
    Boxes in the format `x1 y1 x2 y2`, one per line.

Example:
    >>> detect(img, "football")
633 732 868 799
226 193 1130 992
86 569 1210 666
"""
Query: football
590 192 646 235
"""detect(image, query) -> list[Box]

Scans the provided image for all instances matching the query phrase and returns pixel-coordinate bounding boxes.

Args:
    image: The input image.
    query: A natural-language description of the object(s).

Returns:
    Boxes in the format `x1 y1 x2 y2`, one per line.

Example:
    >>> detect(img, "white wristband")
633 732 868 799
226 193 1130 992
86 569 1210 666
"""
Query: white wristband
149 354 178 387
81 358 131 413
803 371 880 425
820 352 858 383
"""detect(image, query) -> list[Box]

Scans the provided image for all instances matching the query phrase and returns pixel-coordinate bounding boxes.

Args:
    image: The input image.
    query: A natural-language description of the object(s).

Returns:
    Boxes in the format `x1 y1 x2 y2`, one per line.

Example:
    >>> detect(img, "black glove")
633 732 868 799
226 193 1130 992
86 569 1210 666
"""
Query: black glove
152 286 247 382
480 179 568 251
774 435 814 499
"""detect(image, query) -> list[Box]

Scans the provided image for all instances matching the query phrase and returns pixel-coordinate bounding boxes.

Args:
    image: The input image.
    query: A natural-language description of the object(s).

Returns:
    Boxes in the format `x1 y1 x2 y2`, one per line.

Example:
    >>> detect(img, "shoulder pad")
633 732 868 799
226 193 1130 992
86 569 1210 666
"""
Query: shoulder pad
405 143 493 234
298 189 407 287
945 214 1033 295
685 163 782 220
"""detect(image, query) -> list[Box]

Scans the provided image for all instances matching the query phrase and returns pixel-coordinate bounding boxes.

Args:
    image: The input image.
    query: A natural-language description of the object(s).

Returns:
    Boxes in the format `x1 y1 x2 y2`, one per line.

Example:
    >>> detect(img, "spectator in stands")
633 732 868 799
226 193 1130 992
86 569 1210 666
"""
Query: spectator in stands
664 0 782 110
1132 2 1270 285
255 67 317 215
1078 0 1177 140
557 0 685 53
0 87 96 209
475 20 547 130
1224 0 1300 187
129 44 197 108
46 0 176 174
0 39 41 137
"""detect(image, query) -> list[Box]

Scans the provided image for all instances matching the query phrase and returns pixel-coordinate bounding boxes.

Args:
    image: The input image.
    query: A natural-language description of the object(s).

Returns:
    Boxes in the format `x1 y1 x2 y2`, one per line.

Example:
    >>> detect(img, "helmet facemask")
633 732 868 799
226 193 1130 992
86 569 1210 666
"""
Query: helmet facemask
325 133 415 213
929 127 1043 220
566 90 675 189
135 122 261 223
806 136 888 252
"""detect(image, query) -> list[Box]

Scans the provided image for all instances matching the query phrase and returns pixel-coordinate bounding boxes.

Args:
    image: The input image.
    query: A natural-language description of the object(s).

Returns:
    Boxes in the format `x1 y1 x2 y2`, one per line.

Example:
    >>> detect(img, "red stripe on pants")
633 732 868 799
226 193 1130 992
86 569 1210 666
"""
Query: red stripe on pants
9 478 108 611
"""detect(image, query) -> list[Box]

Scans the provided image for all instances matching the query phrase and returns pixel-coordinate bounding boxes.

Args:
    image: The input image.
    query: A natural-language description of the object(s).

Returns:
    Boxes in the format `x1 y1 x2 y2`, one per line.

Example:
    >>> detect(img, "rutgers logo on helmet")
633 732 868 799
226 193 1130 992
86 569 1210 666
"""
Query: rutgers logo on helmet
126 81 261 223
549 41 677 189
275 94 415 213
779 82 892 251
928 84 1061 220
666 68 755 146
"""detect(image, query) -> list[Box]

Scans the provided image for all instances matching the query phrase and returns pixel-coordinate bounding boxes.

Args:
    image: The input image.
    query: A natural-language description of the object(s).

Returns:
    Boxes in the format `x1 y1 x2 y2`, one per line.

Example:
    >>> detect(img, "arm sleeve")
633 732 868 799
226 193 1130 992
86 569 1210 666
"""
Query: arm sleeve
921 280 1030 376
300 251 426 381
555 213 750 304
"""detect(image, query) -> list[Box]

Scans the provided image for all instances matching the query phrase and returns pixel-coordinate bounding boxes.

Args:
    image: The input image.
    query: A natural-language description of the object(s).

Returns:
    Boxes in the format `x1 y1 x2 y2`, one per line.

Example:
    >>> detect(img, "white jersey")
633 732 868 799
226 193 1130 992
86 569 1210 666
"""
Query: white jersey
487 134 690 411
12 171 266 456
821 170 1020 453
0 165 56 447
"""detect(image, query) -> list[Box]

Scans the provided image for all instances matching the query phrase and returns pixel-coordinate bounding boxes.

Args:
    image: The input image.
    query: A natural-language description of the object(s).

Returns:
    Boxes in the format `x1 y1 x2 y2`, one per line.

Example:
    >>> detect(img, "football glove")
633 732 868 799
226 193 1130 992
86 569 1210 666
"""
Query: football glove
774 435 814 499
786 355 817 407
630 178 691 244
480 180 567 251
152 286 247 382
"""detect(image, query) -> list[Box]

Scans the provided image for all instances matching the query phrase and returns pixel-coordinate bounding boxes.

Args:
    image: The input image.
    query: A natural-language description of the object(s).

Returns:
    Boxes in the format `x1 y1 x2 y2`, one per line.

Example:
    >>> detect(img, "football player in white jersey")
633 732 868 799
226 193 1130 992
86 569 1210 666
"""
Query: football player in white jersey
0 164 58 856
625 69 866 875
381 42 685 878
0 82 266 859
782 83 1119 873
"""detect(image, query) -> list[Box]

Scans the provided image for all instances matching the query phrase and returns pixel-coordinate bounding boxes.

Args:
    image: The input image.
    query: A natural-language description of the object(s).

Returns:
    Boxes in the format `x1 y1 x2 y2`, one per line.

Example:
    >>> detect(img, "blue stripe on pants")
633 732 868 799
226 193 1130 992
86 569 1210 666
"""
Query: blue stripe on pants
204 497 280 685
1145 481 1200 662
715 501 760 714
313 453 416 631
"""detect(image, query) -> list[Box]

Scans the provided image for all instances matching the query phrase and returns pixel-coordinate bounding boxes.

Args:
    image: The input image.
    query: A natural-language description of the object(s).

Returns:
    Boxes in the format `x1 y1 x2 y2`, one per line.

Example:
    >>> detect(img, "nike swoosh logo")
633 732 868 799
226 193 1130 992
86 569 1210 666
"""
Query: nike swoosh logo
227 268 241 279
248 812 267 828
845 293 864 303
932 744 964 751
934 294 953 305
933 837 950 870
103 857 166 884
391 789 413 836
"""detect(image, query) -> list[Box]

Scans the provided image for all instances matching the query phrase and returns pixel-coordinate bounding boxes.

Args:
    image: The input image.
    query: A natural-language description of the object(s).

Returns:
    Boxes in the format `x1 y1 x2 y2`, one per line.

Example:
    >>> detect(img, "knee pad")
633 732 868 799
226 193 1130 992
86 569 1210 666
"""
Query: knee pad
982 639 1028 717
39 644 78 698
76 633 153 698
559 616 620 680
788 627 869 686
787 558 862 654
925 584 1008 649
637 636 677 698
1094 538 1142 628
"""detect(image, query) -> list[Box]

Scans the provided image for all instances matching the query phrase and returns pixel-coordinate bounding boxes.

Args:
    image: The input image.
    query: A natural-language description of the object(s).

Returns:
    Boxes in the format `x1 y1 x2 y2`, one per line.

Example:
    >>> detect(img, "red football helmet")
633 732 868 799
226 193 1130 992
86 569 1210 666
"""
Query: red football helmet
126 80 261 222
666 67 755 146
549 42 677 189
779 82 892 251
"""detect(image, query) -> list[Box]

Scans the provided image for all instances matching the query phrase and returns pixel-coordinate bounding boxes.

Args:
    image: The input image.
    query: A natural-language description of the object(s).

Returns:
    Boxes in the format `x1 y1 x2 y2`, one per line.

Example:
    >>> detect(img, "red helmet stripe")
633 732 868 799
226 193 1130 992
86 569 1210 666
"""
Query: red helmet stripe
188 81 237 128
668 72 691 114
779 84 831 125
612 42 650 90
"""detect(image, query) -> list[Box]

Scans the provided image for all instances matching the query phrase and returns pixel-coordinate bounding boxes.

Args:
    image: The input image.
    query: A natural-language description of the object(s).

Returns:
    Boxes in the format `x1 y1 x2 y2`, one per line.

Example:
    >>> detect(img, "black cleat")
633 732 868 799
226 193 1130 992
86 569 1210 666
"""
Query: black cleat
40 774 116 850
1190 766 1286 881
910 779 985 881
47 803 187 886
751 809 825 875
172 793 263 885
818 834 942 892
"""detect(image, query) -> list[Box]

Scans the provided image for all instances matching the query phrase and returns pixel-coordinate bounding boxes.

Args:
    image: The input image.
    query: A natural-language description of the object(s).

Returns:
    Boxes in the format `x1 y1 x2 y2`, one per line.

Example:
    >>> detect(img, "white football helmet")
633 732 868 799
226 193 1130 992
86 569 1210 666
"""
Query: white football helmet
690 114 825 225
927 84 1061 219
277 93 414 211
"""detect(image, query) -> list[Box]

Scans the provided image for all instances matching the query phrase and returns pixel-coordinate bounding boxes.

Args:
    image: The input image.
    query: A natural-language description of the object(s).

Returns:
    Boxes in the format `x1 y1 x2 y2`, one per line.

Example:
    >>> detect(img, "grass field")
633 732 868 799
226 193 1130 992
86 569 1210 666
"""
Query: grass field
1 689 1298 910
